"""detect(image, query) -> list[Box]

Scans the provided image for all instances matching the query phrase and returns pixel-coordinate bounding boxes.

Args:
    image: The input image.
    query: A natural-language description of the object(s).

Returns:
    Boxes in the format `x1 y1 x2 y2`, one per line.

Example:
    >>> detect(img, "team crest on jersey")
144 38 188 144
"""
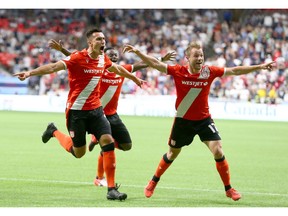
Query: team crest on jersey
69 131 75 138
86 58 89 63
198 66 210 79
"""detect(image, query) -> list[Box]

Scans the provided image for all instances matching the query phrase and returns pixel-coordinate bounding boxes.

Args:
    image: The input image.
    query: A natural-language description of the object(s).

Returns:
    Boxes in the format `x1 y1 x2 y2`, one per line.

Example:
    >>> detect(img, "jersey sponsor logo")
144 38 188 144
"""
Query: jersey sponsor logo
101 78 122 85
83 69 103 74
181 80 208 87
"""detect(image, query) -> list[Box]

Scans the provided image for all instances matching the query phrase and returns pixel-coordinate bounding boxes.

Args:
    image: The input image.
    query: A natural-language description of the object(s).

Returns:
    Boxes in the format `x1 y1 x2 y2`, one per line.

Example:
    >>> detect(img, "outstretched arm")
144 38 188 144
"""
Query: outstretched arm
225 61 276 76
132 51 177 72
13 61 65 81
48 39 72 56
108 63 145 88
123 44 167 73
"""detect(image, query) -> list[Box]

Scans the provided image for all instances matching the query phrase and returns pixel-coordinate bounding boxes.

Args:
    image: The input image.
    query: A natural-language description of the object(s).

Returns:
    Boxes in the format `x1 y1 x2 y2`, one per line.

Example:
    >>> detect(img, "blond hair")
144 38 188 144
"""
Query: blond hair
184 41 203 56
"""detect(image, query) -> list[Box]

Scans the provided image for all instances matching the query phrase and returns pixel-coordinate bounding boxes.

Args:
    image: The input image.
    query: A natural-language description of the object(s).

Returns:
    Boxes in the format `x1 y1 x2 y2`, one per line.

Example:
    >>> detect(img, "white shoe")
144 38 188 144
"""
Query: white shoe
94 177 107 187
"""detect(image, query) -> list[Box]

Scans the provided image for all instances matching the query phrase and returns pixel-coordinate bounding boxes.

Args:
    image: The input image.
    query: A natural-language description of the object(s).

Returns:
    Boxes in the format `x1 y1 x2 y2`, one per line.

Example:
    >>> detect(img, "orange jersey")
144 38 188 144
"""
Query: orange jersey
61 49 112 111
100 64 133 115
167 64 224 120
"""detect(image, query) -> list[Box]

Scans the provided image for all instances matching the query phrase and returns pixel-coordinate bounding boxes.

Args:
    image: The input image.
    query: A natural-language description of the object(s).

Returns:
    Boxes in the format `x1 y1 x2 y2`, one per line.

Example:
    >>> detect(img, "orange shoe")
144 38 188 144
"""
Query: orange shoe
226 188 241 201
144 180 158 198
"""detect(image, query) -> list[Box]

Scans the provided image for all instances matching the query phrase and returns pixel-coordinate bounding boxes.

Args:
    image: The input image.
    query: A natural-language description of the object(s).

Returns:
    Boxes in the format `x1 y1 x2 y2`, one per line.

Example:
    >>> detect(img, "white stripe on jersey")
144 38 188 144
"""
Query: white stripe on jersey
101 85 118 109
176 88 202 118
71 76 100 110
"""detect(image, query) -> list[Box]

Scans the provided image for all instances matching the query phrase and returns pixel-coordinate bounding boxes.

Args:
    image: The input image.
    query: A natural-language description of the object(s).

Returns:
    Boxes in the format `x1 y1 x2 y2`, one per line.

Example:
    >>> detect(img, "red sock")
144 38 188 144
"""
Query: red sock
102 150 116 188
154 157 172 178
216 159 231 186
53 130 73 153
97 152 104 179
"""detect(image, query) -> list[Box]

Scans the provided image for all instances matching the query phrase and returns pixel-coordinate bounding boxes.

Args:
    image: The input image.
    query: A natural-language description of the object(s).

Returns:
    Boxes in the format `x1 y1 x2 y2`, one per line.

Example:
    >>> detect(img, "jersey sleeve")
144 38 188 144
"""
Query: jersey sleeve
122 64 133 73
61 51 79 69
167 64 181 76
209 65 225 77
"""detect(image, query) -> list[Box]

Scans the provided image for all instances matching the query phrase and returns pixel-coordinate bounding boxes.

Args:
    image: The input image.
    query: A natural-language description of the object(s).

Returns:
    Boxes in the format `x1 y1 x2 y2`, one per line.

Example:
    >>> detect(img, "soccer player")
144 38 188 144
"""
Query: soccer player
48 39 176 187
13 28 145 201
123 41 275 201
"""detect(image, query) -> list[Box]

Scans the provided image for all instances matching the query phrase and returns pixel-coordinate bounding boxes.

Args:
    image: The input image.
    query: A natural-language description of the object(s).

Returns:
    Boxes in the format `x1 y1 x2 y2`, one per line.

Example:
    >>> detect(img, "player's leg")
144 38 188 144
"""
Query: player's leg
200 117 241 201
108 113 132 151
144 146 181 198
93 150 107 187
88 134 99 152
41 110 86 158
144 117 193 198
92 113 132 187
88 107 127 201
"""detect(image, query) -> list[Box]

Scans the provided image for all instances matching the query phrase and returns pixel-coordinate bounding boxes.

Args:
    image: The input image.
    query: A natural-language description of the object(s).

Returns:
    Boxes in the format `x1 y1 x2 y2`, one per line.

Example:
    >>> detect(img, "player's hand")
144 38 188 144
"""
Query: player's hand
134 77 146 88
161 51 177 62
122 44 137 54
48 39 63 51
13 72 30 81
261 61 276 71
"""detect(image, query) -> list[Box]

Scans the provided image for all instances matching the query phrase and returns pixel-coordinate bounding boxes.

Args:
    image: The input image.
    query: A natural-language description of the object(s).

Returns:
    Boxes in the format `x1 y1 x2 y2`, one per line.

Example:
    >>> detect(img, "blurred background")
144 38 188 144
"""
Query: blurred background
0 9 287 105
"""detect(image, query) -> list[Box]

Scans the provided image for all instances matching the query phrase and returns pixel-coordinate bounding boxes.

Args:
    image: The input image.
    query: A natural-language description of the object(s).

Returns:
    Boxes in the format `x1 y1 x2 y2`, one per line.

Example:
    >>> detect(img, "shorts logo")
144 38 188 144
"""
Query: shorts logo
69 131 75 138
170 139 176 146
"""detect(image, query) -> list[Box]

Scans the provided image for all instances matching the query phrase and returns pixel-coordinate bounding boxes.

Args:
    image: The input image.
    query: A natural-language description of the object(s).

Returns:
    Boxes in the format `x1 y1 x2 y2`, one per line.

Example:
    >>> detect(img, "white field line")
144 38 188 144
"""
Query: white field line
0 177 287 197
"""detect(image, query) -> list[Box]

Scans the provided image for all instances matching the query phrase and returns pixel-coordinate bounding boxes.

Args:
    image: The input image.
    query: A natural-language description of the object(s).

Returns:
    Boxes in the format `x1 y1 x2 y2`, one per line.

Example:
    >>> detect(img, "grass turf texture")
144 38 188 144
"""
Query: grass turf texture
0 111 287 208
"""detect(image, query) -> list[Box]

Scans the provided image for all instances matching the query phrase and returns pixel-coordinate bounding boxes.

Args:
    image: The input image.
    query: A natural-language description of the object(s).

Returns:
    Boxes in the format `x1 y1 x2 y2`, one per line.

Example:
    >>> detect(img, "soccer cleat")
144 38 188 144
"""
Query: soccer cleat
94 177 108 187
42 123 57 143
144 180 158 198
226 188 242 201
88 136 99 152
107 188 127 201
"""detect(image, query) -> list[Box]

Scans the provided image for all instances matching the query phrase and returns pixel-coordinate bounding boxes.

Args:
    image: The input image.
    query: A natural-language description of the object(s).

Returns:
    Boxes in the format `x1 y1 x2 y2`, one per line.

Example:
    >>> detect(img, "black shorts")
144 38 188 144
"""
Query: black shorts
168 116 221 148
67 107 111 148
106 113 131 144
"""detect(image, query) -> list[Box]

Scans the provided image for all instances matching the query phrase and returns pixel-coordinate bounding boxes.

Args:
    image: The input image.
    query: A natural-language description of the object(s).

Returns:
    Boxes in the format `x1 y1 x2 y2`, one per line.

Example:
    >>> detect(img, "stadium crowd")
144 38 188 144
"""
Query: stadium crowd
0 9 287 104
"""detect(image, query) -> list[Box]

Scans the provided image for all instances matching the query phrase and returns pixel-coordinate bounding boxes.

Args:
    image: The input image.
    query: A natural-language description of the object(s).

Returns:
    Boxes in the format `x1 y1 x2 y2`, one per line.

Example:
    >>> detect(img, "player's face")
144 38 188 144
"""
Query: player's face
106 49 119 63
187 48 204 72
88 32 106 54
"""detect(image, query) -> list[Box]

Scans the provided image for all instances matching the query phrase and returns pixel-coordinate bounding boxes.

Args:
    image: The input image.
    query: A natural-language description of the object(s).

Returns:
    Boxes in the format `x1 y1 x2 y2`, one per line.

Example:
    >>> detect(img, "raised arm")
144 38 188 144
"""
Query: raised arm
13 61 65 81
123 44 167 73
108 63 145 88
132 51 177 72
48 39 72 56
225 61 276 76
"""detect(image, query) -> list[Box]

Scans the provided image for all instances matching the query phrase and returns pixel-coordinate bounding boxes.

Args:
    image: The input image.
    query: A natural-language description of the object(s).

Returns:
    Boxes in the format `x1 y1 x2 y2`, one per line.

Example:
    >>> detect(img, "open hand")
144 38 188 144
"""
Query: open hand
48 39 63 51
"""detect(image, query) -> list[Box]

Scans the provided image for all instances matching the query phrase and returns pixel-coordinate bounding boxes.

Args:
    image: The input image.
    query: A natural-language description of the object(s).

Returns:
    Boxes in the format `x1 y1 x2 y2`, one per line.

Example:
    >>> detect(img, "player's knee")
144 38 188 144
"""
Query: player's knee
99 134 114 145
71 146 86 158
118 143 132 151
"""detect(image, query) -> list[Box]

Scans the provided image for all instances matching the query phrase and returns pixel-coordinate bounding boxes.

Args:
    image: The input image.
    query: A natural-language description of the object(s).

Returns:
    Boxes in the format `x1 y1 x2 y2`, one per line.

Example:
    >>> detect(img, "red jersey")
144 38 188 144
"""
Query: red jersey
61 49 112 111
100 64 133 115
167 64 224 120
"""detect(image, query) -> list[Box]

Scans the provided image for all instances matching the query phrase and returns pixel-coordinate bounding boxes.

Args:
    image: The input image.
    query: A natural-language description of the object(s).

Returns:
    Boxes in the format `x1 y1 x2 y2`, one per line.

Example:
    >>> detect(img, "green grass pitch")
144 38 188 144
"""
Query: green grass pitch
0 111 287 212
